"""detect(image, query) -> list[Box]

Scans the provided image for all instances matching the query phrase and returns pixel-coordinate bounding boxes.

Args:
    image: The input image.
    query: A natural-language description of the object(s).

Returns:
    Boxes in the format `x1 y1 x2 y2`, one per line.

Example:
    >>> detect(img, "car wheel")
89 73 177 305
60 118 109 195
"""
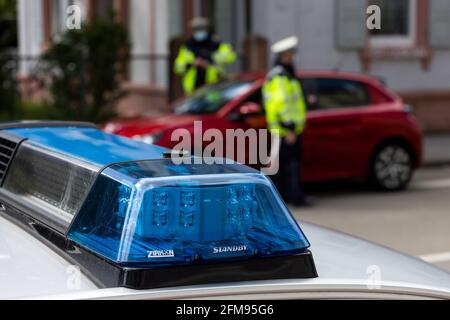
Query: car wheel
371 144 413 191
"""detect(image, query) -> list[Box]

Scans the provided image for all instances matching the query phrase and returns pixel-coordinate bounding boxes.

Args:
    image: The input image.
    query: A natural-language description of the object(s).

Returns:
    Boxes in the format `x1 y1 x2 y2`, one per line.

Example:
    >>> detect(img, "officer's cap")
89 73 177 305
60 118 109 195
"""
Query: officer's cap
190 17 210 29
271 36 299 54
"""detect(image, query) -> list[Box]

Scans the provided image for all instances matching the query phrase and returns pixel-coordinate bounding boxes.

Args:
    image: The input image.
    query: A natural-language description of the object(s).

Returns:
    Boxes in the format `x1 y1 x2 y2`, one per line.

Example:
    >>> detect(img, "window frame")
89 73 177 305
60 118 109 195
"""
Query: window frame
369 0 418 49
360 0 432 71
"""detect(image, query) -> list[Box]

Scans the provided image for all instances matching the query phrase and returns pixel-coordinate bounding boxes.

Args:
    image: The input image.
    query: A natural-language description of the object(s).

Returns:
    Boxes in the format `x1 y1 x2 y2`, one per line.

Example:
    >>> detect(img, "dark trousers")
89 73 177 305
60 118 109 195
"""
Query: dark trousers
272 135 306 204
195 66 207 90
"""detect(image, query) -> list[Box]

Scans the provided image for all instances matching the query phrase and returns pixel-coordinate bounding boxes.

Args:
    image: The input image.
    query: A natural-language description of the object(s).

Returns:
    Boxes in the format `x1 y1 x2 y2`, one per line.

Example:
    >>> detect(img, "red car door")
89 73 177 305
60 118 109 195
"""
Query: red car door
301 77 371 181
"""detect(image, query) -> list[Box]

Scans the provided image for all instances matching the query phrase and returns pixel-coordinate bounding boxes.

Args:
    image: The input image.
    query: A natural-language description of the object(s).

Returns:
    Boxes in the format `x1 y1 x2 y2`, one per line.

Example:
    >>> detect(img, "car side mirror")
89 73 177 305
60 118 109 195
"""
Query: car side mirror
239 103 262 117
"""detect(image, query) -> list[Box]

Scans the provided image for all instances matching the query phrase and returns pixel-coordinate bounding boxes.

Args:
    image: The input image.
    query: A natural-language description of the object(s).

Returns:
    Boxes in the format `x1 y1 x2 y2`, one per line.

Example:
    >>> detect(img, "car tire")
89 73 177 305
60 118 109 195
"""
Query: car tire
370 143 414 191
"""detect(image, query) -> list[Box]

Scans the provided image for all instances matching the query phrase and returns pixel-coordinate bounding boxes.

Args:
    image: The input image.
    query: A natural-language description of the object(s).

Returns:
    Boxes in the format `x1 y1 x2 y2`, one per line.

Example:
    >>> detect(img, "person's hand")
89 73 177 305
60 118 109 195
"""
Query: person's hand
284 132 297 145
194 58 209 68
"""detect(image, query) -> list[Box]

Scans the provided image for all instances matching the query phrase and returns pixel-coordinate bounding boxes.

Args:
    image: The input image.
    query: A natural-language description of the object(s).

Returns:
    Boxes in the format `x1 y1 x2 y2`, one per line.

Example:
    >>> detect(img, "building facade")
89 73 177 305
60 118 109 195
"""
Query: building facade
16 0 450 132
251 0 450 132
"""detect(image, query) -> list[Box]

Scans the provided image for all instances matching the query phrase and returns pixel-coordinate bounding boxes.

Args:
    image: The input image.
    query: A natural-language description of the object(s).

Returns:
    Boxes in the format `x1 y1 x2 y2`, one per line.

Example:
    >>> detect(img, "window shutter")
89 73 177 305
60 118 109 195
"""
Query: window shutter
430 0 450 48
336 0 367 49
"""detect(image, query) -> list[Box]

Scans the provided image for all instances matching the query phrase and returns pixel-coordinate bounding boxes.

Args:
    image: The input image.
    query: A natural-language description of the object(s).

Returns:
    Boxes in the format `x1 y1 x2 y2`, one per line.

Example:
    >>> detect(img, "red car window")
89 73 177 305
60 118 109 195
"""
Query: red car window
300 78 371 111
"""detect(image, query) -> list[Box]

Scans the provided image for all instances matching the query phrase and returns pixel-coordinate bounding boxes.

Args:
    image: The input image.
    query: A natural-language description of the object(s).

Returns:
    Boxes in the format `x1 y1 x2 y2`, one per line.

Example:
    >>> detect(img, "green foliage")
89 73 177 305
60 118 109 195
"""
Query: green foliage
0 0 17 118
40 14 129 122
0 0 17 47
0 53 18 118
0 101 67 121
0 0 16 14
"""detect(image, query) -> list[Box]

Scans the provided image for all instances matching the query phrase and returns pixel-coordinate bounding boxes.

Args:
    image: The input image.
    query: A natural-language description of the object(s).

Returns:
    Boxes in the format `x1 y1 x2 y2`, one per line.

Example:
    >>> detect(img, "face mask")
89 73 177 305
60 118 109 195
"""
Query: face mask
193 30 208 42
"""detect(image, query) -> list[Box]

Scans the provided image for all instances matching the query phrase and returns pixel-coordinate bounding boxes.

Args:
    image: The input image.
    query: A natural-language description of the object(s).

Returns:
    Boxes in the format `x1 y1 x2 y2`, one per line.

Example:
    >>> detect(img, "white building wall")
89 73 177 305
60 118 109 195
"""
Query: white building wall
154 0 169 88
17 0 44 76
17 0 89 76
129 0 170 88
129 0 151 85
52 0 70 36
252 0 302 66
252 0 450 92
295 0 361 72
72 0 87 22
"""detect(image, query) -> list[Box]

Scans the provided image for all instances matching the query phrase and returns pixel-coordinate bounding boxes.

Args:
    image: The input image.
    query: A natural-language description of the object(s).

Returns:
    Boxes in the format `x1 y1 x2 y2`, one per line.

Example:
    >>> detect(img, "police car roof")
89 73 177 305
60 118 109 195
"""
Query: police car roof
1 216 449 299
0 122 448 299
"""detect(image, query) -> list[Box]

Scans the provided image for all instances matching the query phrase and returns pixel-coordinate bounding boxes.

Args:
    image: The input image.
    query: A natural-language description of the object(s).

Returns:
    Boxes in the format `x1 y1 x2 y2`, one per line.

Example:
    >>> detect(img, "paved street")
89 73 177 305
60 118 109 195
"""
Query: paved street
291 165 450 272
424 134 450 165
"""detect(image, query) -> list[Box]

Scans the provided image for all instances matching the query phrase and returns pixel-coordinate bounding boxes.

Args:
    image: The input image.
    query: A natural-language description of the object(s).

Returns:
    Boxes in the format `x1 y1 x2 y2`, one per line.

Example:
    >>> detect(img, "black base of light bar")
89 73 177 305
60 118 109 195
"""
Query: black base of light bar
71 243 318 290
122 251 317 290
0 204 318 290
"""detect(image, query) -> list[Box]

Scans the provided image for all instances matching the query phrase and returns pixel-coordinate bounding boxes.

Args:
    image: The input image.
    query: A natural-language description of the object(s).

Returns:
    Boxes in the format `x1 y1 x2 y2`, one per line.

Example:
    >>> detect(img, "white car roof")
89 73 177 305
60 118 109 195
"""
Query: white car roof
0 215 449 299
0 216 96 299
304 222 450 287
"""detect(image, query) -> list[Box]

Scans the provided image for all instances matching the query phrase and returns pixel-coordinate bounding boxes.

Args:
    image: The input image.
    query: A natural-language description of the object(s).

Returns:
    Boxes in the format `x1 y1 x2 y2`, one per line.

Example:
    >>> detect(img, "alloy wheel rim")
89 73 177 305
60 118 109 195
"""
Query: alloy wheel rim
375 146 412 189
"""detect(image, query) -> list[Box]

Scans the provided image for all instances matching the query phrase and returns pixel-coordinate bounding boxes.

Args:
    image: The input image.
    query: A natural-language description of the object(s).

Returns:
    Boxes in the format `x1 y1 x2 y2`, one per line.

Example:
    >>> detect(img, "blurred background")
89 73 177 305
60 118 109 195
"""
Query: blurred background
1 0 450 131
1 0 450 271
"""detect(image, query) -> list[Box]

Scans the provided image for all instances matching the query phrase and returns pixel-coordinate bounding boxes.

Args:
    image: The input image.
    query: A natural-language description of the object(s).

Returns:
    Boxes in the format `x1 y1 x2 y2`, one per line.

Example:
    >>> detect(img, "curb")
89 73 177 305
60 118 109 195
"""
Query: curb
423 161 450 168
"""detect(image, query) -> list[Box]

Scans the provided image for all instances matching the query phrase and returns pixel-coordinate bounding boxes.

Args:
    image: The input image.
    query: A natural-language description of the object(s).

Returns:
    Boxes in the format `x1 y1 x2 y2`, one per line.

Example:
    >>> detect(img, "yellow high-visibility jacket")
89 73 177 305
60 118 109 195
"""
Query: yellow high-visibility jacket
262 66 307 137
174 41 236 95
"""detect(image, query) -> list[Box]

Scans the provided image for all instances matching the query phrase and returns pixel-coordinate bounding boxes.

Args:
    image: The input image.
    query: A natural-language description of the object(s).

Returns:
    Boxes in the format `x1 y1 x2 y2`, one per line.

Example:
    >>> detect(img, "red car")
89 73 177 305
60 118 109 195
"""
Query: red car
105 71 422 191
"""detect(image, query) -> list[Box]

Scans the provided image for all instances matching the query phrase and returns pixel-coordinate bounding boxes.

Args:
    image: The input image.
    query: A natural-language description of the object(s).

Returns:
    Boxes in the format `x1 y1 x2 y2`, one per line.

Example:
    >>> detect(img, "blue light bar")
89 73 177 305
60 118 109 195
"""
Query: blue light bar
5 127 168 166
68 161 310 267
0 123 316 288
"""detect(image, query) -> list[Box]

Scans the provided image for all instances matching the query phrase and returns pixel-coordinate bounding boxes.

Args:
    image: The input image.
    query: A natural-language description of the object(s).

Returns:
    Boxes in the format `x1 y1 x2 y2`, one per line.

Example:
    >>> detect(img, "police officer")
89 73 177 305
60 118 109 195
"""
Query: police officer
263 36 310 207
174 17 236 96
